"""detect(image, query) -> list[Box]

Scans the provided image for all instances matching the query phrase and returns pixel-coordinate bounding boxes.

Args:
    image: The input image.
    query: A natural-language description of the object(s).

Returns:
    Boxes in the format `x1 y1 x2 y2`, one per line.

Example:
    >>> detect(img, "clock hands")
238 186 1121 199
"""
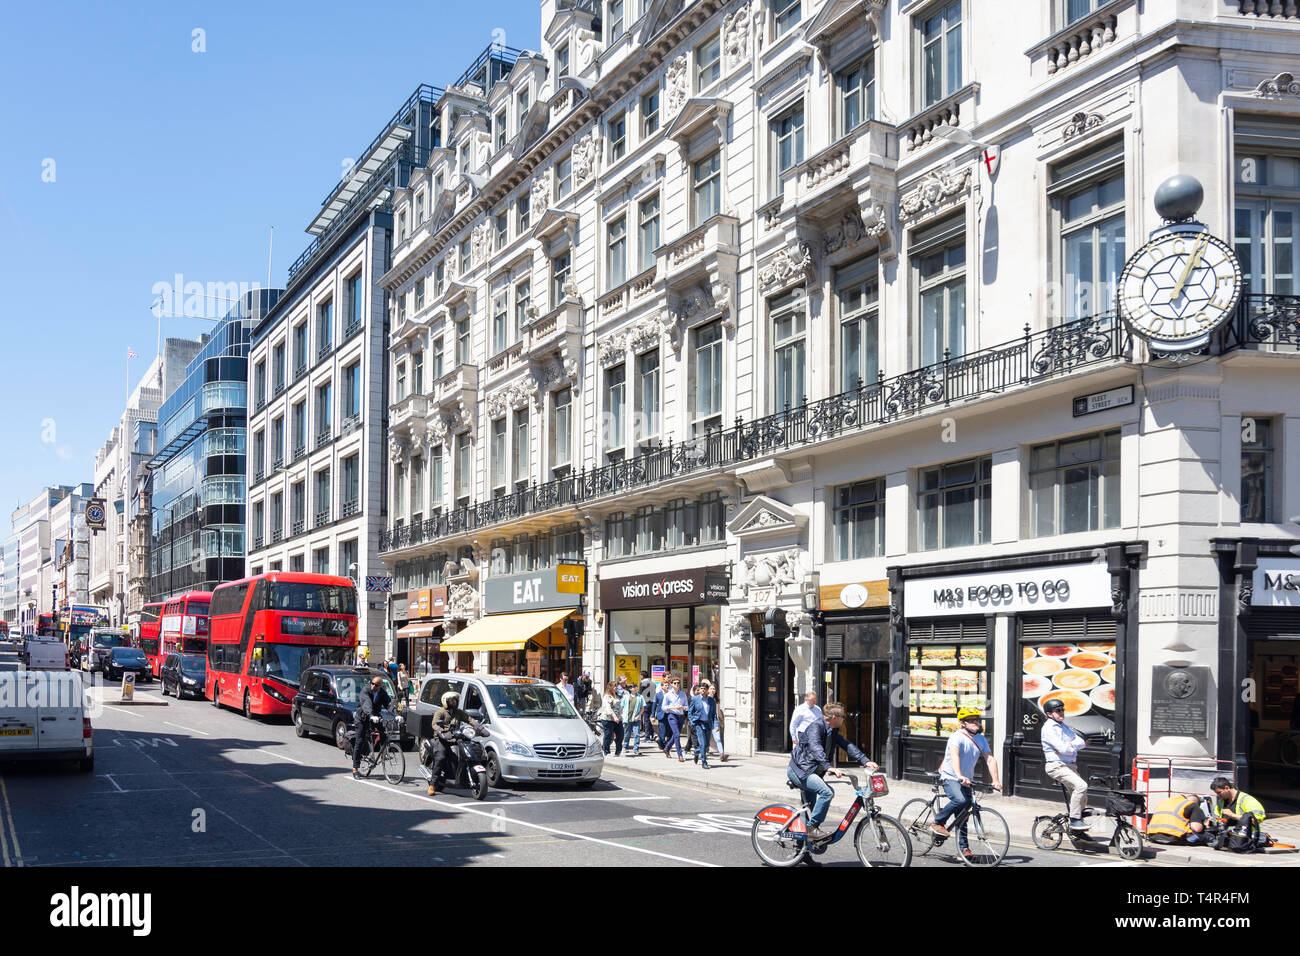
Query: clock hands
1170 233 1208 302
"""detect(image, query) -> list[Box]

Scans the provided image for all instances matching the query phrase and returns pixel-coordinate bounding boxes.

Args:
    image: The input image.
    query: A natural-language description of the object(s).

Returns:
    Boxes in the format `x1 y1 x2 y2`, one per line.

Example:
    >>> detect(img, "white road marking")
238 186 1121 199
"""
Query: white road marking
0 777 22 867
502 795 671 806
99 774 126 793
352 777 717 867
164 721 209 736
272 750 304 765
104 705 145 717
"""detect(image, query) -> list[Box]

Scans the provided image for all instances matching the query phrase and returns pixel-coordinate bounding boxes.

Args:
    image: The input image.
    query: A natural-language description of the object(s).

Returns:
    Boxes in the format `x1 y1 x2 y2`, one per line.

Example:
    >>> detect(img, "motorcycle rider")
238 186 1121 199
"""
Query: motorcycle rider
422 690 487 796
352 674 393 779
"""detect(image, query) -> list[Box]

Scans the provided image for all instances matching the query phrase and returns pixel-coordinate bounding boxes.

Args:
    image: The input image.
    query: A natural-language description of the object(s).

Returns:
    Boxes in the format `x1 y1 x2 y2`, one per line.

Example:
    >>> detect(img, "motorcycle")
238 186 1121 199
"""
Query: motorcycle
418 723 491 800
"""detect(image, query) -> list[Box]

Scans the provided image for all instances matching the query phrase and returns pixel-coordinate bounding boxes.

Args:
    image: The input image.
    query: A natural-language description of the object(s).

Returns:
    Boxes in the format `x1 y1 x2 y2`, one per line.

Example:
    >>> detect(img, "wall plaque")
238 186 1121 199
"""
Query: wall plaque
1150 665 1210 738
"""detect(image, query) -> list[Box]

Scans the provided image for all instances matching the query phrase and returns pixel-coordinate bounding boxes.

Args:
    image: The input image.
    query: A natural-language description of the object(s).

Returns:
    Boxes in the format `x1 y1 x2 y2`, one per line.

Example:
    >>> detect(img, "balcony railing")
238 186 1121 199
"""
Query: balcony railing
315 508 331 528
316 426 333 449
272 454 285 470
253 469 265 483
342 414 363 436
295 361 308 380
272 528 284 543
252 535 263 551
341 499 360 518
292 518 305 536
255 396 267 412
273 381 285 397
382 312 1129 552
318 342 332 362
1223 292 1300 352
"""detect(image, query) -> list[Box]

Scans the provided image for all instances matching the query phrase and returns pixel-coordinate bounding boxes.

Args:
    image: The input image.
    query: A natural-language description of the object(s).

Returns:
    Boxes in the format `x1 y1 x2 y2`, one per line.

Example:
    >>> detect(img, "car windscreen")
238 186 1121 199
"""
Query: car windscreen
257 645 353 688
267 583 357 615
113 649 146 662
179 657 206 675
93 634 126 648
486 684 580 718
335 675 397 705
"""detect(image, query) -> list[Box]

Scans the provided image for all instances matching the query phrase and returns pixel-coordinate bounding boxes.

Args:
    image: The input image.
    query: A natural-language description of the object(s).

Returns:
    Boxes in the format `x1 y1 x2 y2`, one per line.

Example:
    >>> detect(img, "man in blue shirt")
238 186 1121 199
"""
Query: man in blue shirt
687 683 717 769
1040 697 1089 831
930 707 1002 857
787 701 878 842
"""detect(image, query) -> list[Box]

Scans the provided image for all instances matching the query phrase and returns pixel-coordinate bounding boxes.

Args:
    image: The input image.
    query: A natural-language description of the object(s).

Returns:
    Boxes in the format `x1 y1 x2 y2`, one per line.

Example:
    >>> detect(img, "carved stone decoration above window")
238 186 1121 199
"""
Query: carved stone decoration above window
409 429 425 455
722 2 752 71
388 434 409 463
669 285 718 325
757 242 814 291
727 494 809 541
627 314 666 353
1254 71 1300 98
534 356 581 400
711 279 734 331
1062 111 1106 141
665 55 690 117
572 131 599 186
823 202 889 255
486 378 539 418
471 220 492 262
531 172 551 217
598 333 627 367
899 166 972 223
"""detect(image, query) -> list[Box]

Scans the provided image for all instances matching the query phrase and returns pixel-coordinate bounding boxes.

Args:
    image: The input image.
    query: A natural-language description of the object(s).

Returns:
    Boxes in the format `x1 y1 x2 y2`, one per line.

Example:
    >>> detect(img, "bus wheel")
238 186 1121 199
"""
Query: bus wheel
243 690 252 720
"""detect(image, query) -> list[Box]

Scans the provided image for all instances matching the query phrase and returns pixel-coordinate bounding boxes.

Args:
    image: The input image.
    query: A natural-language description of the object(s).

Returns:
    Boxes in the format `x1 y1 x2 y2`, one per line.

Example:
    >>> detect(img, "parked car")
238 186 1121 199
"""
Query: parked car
290 666 410 750
23 637 69 672
0 671 93 771
104 646 152 683
160 652 206 699
405 674 602 789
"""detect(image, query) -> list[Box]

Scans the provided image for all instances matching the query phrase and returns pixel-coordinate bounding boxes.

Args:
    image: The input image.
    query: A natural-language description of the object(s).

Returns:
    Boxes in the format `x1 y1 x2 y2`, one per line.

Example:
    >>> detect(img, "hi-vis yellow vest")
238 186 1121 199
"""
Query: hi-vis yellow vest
1147 795 1198 839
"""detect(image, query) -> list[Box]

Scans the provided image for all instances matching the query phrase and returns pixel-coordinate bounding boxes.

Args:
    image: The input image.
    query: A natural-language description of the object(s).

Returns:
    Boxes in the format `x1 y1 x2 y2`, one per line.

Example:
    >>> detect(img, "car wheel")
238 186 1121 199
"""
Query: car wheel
485 751 506 789
160 679 169 697
334 720 349 751
242 690 252 720
293 708 309 738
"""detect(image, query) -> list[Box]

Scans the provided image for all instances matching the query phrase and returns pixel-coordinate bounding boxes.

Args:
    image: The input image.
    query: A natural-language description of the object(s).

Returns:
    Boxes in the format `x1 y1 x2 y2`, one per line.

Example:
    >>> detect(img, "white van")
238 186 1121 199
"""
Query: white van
0 672 94 772
25 637 70 672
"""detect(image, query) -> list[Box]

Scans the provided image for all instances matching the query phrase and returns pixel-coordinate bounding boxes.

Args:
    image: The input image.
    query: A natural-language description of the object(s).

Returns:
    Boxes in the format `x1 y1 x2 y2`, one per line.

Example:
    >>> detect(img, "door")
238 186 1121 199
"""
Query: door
1245 618 1300 812
831 663 885 766
757 637 790 753
37 673 84 753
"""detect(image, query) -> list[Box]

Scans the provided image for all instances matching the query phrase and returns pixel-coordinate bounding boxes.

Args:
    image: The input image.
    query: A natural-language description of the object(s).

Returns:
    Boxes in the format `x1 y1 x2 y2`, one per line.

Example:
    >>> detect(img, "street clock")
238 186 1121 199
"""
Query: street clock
1117 176 1243 353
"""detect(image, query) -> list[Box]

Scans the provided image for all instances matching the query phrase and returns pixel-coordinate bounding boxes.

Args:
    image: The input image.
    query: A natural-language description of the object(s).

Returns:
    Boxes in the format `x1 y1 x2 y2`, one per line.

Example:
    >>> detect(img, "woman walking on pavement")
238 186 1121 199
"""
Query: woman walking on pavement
706 682 727 761
598 681 624 756
661 676 688 761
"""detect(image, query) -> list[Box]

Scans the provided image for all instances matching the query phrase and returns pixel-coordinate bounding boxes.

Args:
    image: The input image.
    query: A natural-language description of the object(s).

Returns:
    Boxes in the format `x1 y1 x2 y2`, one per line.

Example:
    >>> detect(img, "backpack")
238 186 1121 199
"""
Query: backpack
1213 815 1268 853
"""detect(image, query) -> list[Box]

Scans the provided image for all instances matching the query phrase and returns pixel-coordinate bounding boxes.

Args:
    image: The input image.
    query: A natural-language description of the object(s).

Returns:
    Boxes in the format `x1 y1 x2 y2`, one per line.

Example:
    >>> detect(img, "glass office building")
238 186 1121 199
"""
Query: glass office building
148 290 280 598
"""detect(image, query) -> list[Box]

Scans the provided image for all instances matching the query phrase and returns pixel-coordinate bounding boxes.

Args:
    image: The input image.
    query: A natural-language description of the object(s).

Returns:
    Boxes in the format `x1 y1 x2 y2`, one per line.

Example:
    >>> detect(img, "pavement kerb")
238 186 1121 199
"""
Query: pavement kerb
601 756 1297 867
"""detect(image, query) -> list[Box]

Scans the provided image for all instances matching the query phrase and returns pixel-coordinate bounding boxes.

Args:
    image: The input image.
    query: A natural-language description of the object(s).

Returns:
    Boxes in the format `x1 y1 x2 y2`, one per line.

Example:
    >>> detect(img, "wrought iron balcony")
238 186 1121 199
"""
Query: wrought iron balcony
294 361 308 380
344 320 364 342
342 414 363 436
1223 292 1300 352
253 469 265 483
255 396 267 412
272 455 285 470
273 381 285 397
317 342 332 362
292 519 305 536
252 535 263 551
272 528 284 543
292 444 307 462
381 311 1130 554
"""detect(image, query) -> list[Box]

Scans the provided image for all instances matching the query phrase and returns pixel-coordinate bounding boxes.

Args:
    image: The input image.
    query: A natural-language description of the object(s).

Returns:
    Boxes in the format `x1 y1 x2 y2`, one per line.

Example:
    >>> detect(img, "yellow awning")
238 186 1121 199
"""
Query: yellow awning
438 607 574 653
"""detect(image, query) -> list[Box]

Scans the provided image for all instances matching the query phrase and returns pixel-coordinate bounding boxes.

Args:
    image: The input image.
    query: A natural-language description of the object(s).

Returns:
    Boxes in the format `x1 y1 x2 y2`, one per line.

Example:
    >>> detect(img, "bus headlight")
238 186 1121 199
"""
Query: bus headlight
262 684 290 703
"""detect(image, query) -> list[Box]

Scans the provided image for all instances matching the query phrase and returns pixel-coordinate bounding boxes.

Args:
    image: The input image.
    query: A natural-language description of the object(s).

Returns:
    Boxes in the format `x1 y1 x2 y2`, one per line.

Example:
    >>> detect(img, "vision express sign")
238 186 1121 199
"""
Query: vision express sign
600 566 730 609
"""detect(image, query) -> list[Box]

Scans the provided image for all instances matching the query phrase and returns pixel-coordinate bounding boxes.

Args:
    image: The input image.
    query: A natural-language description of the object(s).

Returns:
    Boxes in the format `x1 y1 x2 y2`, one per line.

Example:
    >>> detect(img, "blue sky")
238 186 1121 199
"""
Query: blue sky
0 0 539 526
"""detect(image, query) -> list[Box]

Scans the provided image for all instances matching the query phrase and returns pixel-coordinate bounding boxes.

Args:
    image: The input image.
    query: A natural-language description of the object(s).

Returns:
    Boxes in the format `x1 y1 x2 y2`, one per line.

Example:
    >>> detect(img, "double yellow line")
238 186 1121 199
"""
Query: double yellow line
0 777 22 867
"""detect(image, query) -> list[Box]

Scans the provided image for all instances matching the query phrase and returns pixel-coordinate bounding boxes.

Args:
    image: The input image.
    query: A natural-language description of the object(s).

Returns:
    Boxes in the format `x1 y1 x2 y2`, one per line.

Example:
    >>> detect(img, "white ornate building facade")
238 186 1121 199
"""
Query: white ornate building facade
378 0 1300 806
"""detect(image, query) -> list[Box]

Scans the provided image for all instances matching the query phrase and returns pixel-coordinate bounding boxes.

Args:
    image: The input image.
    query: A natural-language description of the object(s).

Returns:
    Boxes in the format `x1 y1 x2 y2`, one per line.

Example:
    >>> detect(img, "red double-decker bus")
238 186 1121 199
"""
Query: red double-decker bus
157 591 212 676
137 602 165 674
207 572 358 718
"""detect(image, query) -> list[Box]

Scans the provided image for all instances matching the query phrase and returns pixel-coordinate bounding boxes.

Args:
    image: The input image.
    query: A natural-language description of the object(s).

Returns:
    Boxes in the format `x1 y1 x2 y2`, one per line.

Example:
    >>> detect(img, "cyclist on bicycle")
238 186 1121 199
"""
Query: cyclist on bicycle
930 707 1001 858
787 701 878 844
422 690 487 796
1040 697 1089 831
352 674 393 779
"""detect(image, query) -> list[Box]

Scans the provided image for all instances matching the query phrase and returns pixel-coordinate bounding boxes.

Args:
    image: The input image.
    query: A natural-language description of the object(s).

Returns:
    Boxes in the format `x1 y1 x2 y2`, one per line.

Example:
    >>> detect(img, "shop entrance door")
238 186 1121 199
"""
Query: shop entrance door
757 637 792 753
831 663 887 766
1246 613 1300 812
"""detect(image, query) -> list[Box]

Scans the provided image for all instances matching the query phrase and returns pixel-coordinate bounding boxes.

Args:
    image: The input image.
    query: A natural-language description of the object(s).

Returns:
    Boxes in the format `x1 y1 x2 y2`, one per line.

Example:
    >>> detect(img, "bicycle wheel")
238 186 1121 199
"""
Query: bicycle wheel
1113 821 1144 861
751 806 808 867
381 742 405 785
960 806 1009 867
897 798 937 856
1031 816 1063 851
853 812 913 868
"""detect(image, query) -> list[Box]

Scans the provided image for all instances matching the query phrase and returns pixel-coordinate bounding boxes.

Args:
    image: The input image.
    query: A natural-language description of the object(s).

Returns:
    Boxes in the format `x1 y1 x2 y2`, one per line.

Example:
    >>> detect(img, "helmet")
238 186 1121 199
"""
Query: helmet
441 691 461 708
956 706 982 721
1043 698 1065 714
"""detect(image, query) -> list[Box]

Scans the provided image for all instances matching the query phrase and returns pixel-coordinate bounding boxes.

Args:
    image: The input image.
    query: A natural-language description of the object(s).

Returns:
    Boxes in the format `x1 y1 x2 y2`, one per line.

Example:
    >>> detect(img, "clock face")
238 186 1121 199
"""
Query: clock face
1118 226 1242 350
87 505 104 524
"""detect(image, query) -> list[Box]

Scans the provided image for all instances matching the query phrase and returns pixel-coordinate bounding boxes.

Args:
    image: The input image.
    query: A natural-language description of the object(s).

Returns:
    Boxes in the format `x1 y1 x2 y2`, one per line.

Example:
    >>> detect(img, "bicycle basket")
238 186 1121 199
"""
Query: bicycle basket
1104 790 1145 816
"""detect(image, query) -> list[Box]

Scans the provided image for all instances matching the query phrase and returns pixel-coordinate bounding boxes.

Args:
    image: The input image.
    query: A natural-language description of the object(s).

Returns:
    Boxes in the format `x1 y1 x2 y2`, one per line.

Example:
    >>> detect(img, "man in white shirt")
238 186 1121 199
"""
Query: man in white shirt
557 672 575 702
1040 697 1089 831
789 692 822 747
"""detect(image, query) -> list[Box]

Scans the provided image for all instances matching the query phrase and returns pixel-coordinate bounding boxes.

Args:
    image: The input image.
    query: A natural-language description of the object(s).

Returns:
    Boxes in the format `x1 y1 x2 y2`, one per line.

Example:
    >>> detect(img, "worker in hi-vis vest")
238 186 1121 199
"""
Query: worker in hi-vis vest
1146 793 1210 845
